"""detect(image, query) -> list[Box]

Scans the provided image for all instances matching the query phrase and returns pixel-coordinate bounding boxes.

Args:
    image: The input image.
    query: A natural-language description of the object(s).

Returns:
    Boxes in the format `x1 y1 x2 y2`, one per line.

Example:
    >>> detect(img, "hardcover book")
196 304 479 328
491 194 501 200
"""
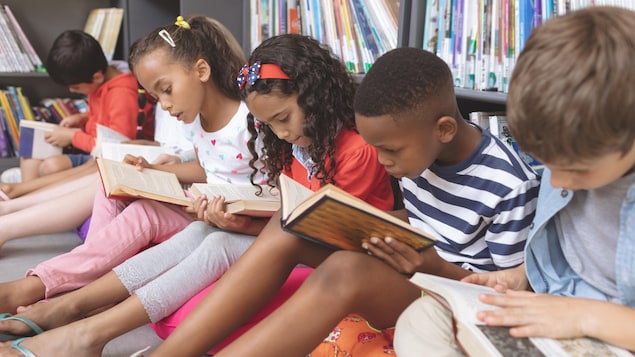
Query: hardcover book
188 183 280 217
96 157 191 206
409 273 634 357
278 173 436 252
18 120 62 160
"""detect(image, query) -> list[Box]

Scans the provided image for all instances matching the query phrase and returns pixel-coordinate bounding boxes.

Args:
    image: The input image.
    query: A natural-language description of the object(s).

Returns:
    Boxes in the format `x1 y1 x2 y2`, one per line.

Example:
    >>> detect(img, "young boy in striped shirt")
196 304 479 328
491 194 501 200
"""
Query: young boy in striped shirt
211 47 541 356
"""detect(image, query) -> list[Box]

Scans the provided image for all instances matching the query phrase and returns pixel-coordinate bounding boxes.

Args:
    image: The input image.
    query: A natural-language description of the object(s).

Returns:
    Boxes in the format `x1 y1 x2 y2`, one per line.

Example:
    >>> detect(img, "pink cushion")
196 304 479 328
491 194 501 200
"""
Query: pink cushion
149 267 314 355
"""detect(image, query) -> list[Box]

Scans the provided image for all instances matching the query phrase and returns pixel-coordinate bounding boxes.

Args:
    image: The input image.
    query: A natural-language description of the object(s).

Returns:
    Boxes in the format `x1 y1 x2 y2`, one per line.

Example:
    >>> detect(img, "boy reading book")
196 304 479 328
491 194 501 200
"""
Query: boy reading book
18 30 143 181
394 7 635 355
177 46 540 357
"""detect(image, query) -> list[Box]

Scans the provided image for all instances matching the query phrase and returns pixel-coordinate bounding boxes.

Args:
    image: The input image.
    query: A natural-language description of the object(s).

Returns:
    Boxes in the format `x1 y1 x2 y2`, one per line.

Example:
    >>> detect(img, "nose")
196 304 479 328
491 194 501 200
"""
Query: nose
376 152 392 168
160 100 172 112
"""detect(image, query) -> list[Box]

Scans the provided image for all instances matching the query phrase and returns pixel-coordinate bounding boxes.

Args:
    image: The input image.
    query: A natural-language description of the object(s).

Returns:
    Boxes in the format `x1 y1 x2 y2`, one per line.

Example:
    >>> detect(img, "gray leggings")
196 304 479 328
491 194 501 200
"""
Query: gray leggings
113 221 255 322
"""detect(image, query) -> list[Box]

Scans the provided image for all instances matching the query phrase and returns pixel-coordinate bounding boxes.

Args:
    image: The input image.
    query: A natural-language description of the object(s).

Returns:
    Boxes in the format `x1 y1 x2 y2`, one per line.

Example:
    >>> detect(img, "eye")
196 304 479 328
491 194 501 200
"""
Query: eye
161 86 172 95
278 116 288 123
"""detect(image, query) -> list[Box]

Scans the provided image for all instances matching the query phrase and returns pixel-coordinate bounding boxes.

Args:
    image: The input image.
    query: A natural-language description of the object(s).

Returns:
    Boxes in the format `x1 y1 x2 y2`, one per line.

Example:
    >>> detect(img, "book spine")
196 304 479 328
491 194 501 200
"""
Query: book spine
15 87 35 121
0 109 11 157
287 2 300 34
350 0 382 62
0 91 20 153
0 9 21 72
2 5 45 72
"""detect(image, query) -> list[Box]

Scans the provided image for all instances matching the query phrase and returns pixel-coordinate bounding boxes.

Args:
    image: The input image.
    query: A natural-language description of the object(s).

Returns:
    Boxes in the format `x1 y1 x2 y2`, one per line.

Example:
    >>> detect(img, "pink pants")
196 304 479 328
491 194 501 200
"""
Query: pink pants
28 186 194 297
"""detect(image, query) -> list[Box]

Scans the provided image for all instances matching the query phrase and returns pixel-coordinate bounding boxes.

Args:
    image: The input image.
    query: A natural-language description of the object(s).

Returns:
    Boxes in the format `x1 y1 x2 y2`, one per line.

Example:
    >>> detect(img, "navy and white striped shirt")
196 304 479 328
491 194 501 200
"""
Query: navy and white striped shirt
401 129 540 272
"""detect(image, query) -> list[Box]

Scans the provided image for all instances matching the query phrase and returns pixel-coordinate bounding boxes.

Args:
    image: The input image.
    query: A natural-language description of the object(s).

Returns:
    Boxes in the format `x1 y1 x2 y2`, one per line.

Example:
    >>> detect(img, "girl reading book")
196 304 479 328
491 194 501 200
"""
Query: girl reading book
0 34 395 356
0 15 255 319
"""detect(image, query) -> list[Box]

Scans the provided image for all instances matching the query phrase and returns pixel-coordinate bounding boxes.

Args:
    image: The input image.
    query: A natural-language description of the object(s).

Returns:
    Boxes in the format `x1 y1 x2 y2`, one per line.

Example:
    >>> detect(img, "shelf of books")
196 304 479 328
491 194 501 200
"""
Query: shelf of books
0 3 121 160
0 86 88 159
0 4 45 74
249 0 400 74
418 0 635 101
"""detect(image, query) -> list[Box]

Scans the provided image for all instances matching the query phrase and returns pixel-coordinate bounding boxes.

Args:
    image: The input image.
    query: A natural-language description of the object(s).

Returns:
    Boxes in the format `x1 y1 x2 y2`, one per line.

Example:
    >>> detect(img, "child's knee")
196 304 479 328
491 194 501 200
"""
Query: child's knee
311 251 377 292
39 156 71 176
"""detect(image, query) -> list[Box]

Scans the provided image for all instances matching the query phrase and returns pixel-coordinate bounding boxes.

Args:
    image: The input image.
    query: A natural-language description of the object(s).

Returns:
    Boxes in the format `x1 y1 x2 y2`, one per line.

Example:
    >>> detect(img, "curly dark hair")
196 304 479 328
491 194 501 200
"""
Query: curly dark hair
242 34 356 188
128 15 244 101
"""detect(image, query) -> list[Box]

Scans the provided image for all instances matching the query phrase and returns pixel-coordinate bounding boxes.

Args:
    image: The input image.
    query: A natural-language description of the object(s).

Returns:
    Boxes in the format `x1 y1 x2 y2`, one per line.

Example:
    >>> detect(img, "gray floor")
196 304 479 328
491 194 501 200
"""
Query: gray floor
0 232 164 356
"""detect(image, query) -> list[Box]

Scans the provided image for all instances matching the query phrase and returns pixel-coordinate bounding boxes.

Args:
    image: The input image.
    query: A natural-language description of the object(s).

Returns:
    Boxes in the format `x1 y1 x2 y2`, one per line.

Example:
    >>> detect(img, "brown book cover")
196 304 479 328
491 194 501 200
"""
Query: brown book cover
279 174 435 252
96 157 191 206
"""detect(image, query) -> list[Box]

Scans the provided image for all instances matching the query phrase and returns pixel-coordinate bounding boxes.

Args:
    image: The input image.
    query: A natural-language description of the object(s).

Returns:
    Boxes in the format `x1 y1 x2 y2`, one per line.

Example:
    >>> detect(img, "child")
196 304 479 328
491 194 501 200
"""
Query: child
0 106 194 250
0 34 395 356
19 30 143 181
0 15 248 315
393 6 635 355
141 47 537 356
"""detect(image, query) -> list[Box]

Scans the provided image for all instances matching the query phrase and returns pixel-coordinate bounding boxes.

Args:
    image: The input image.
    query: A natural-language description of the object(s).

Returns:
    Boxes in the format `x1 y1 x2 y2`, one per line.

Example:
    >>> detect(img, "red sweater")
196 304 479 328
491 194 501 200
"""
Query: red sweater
71 72 139 153
285 127 394 211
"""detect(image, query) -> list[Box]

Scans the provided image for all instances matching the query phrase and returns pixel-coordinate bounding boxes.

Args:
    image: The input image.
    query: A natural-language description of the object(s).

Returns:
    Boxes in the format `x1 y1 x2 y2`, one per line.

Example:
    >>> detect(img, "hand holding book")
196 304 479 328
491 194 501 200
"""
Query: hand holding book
278 174 436 252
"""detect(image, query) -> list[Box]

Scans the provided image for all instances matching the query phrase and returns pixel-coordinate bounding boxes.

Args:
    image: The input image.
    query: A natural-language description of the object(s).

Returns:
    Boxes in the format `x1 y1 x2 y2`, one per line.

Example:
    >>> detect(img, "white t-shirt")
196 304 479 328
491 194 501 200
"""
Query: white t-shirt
181 102 266 185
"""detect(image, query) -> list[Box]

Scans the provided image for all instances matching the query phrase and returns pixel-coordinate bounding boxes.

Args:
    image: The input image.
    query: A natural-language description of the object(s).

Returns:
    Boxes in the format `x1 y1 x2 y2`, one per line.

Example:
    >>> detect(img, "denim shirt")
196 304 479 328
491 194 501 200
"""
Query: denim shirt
525 169 635 308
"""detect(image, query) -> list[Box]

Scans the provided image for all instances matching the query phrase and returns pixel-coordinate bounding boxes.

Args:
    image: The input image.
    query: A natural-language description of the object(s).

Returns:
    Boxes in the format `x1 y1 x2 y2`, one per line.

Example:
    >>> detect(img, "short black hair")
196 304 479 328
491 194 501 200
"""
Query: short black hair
355 47 454 117
46 30 108 86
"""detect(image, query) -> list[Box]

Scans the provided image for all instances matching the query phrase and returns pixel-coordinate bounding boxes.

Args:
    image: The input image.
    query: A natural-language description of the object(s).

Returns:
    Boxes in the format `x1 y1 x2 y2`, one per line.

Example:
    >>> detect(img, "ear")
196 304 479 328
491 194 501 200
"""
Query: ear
194 58 211 82
92 71 105 85
435 116 458 144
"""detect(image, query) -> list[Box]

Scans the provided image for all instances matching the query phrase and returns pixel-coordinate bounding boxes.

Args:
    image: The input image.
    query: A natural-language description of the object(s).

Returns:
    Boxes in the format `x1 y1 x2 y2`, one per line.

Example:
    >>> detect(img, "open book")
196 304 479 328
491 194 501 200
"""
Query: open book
409 273 634 357
96 157 191 206
189 183 280 217
93 124 166 163
18 120 62 159
278 173 435 252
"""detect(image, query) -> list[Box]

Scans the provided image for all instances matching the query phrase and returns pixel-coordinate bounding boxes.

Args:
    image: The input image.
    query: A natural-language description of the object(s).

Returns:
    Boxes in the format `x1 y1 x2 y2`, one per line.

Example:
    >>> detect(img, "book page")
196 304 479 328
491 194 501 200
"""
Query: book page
97 158 188 204
189 183 280 203
278 173 314 219
410 273 501 325
100 142 166 163
92 124 130 156
411 273 634 357
531 337 633 357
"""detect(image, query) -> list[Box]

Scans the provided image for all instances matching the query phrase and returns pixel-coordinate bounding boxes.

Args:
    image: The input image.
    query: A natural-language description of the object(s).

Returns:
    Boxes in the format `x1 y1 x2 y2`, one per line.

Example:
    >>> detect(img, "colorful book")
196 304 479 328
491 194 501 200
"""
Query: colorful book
18 120 63 159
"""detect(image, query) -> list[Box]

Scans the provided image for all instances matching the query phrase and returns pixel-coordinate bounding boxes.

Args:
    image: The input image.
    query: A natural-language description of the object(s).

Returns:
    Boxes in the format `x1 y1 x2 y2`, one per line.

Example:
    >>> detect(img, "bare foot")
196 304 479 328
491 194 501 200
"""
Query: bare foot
0 277 46 315
0 295 82 336
0 323 105 357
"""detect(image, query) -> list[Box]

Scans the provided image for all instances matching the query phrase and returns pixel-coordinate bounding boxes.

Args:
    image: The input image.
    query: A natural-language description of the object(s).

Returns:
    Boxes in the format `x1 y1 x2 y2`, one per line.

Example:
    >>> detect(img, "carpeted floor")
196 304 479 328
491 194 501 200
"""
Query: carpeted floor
0 232 164 356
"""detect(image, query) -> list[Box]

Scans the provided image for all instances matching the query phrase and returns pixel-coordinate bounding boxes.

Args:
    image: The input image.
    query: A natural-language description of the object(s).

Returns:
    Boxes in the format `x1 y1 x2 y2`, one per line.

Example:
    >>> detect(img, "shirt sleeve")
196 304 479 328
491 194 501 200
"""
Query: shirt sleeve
333 141 394 211
72 82 139 152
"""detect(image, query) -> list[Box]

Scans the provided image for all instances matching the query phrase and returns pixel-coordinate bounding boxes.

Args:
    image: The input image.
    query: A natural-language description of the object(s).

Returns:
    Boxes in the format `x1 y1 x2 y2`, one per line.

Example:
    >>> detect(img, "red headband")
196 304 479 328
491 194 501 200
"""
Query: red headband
237 61 291 89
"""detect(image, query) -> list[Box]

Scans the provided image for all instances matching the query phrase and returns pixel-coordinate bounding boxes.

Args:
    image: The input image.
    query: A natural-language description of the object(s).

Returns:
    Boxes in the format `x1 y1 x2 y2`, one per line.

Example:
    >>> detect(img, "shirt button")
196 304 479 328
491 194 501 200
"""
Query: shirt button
529 223 534 229
560 190 568 198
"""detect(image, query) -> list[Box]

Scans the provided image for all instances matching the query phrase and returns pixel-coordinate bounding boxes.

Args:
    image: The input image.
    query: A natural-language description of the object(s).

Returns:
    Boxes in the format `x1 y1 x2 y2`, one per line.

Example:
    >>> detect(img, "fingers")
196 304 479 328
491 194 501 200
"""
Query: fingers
362 236 421 274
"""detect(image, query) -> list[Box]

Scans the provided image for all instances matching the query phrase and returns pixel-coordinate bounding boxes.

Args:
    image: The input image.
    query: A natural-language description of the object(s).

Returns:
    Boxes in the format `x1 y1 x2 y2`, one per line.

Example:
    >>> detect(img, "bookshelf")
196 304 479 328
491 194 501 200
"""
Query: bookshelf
402 0 507 117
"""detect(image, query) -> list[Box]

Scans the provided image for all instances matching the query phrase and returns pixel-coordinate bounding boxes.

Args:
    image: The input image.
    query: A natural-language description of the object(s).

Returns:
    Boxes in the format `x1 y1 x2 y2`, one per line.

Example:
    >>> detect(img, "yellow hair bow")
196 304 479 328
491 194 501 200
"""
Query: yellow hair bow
175 16 190 29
